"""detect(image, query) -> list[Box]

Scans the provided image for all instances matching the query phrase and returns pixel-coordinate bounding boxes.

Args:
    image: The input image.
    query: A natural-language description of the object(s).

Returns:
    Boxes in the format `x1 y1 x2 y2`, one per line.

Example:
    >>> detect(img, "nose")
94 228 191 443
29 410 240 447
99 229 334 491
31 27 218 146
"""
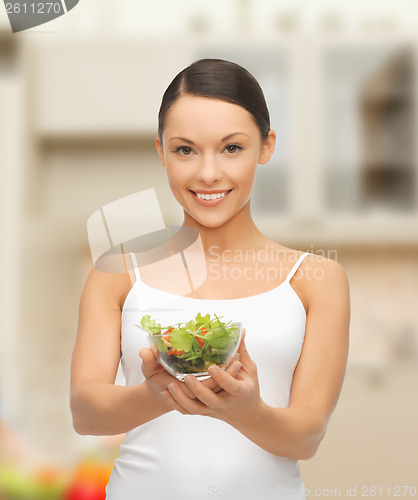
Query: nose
196 153 222 185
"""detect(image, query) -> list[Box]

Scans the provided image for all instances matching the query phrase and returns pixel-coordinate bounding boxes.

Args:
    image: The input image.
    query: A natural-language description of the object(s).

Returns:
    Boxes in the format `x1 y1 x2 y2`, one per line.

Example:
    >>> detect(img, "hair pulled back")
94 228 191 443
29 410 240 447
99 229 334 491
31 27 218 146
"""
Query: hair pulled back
158 59 270 141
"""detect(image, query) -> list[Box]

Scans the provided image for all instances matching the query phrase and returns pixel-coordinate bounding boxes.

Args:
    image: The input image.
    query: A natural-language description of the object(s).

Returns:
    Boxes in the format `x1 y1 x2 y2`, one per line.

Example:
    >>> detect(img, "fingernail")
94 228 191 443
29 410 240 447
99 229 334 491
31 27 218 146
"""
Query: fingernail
233 353 240 361
234 362 242 374
208 365 220 376
168 383 177 394
185 375 195 386
160 391 168 400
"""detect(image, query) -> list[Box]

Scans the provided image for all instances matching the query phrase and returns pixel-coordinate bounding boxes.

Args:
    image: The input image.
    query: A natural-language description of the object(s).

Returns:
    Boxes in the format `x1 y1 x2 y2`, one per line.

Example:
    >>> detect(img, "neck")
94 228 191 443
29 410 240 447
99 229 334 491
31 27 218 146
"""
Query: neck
181 201 267 255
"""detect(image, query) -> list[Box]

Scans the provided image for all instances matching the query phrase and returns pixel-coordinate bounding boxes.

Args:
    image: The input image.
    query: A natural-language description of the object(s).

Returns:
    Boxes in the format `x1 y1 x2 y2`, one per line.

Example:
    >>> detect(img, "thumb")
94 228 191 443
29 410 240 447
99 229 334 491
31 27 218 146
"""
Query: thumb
139 347 162 378
139 347 159 367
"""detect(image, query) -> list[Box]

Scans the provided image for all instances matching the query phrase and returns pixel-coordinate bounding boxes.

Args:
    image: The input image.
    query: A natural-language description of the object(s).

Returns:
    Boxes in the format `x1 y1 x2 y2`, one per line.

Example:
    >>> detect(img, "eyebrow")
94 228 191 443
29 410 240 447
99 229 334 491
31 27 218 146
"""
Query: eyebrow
168 132 249 144
222 132 249 141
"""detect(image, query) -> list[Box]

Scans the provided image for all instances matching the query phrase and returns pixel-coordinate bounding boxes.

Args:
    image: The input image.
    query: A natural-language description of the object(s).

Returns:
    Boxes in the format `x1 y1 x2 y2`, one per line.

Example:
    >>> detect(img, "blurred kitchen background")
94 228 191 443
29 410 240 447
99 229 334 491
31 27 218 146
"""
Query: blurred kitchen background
1 0 418 498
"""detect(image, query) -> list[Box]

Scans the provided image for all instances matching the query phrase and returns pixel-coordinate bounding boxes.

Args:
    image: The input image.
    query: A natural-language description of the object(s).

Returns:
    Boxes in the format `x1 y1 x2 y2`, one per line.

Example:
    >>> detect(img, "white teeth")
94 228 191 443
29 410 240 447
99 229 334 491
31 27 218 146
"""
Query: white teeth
196 191 229 200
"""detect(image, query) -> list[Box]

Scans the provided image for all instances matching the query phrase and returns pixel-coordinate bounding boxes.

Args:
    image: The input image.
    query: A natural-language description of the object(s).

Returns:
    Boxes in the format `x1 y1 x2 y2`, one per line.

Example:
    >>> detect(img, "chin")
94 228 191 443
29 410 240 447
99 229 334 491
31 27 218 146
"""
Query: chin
185 210 235 229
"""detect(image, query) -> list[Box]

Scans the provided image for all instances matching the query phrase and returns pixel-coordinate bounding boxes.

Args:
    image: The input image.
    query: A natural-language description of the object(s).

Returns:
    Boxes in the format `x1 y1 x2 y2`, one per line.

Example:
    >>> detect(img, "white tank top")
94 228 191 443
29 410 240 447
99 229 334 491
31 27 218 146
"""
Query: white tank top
105 252 310 500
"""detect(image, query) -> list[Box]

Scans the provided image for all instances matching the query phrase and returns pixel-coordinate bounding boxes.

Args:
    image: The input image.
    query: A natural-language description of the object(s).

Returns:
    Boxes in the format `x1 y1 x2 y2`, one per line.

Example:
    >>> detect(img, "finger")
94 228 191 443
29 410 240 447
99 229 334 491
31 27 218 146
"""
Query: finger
200 357 242 394
236 333 254 366
178 380 197 399
206 363 242 396
226 359 242 378
231 352 240 362
167 382 210 414
224 351 240 370
140 348 169 380
139 349 199 398
201 378 223 394
183 375 227 409
139 348 159 368
160 390 192 415
150 344 160 360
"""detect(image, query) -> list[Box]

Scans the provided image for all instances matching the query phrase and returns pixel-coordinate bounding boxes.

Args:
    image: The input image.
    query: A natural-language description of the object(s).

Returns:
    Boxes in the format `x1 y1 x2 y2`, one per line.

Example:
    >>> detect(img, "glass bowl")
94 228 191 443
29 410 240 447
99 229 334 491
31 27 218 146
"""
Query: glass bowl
147 322 243 381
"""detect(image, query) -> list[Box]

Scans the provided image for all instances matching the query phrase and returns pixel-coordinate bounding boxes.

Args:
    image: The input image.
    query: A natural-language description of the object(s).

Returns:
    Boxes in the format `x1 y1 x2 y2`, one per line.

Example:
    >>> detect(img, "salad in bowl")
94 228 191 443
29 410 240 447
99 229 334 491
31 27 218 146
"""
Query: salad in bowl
136 313 242 381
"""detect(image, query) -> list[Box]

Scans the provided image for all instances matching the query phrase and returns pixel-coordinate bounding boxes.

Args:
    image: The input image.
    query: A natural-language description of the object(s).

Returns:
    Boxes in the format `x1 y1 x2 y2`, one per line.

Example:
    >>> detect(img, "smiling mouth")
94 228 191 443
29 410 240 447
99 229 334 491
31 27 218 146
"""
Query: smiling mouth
189 189 233 200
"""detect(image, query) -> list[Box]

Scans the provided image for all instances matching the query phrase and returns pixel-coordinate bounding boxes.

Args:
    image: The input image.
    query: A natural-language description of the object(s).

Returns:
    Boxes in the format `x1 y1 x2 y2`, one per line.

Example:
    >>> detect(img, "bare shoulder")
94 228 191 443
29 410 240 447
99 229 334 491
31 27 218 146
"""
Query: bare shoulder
302 253 349 289
273 244 349 314
265 242 345 280
81 263 134 313
300 253 350 314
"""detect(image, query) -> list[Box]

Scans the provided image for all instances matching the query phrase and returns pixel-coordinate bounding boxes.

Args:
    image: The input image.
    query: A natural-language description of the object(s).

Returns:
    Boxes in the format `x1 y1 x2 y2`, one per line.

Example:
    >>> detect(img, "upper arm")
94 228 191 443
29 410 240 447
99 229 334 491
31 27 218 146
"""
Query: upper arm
289 256 350 426
70 265 132 394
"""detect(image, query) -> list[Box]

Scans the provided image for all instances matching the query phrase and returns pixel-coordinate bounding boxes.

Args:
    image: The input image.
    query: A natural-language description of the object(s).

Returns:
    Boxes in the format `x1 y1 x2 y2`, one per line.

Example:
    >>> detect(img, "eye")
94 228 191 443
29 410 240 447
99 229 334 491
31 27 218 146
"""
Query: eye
172 146 194 156
224 144 242 154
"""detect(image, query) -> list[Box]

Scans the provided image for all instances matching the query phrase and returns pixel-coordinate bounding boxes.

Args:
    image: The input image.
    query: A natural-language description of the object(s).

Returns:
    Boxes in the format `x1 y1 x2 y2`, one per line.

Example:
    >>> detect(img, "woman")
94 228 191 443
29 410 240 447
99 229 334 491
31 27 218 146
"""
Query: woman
70 59 350 500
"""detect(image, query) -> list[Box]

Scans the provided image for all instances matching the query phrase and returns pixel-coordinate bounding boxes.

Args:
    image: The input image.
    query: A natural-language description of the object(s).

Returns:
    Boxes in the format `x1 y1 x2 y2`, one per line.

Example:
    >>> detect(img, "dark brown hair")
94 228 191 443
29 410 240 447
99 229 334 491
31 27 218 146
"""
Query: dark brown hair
158 59 270 141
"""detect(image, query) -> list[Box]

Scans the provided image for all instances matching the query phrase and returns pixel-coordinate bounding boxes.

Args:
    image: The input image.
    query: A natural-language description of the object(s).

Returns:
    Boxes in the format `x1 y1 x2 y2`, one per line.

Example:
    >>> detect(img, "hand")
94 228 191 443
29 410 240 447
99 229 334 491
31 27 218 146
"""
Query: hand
139 344 242 404
160 332 262 427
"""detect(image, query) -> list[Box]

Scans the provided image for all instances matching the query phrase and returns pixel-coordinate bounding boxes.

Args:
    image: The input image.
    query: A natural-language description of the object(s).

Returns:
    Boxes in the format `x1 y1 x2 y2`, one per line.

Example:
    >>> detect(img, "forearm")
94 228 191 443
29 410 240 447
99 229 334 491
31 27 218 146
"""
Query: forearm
70 381 171 436
228 401 327 460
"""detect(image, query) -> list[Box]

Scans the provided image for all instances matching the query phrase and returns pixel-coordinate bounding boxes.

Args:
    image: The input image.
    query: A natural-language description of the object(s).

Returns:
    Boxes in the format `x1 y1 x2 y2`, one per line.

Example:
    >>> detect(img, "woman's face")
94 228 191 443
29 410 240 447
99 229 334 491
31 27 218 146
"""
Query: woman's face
156 95 275 228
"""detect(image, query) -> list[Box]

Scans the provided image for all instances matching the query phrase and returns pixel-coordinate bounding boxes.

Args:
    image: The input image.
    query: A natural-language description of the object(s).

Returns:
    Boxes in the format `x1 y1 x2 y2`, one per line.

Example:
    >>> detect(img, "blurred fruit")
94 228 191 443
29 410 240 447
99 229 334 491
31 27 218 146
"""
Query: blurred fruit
32 467 67 499
0 457 113 499
0 466 33 498
64 483 104 500
64 460 112 500
0 465 66 499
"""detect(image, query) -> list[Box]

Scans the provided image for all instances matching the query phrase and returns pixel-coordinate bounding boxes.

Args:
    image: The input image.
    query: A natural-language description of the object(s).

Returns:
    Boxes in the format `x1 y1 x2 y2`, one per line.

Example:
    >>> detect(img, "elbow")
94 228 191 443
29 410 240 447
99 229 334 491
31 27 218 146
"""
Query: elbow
287 436 323 461
297 441 321 460
71 410 99 436
72 418 89 436
282 442 320 461
70 388 96 436
297 424 327 460
71 407 90 436
71 414 103 436
290 414 328 460
70 398 88 435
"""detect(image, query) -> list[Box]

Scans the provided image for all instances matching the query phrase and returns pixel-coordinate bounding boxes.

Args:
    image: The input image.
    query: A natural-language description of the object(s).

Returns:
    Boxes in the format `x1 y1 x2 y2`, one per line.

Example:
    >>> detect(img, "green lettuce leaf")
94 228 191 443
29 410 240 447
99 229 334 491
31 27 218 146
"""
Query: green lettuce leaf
204 325 230 349
195 312 211 328
170 329 194 353
139 315 162 334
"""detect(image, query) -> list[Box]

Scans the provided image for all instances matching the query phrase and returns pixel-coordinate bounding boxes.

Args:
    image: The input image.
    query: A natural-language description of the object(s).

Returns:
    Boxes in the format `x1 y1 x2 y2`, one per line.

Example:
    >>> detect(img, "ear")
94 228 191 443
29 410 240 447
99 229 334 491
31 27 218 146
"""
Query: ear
155 136 166 167
258 129 276 165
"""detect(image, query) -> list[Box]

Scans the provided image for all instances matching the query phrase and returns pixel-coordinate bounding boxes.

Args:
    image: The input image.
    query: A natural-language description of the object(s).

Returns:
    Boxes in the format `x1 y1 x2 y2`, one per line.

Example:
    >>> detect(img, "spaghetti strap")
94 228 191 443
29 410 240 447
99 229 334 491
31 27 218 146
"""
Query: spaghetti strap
285 252 310 283
128 252 141 283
